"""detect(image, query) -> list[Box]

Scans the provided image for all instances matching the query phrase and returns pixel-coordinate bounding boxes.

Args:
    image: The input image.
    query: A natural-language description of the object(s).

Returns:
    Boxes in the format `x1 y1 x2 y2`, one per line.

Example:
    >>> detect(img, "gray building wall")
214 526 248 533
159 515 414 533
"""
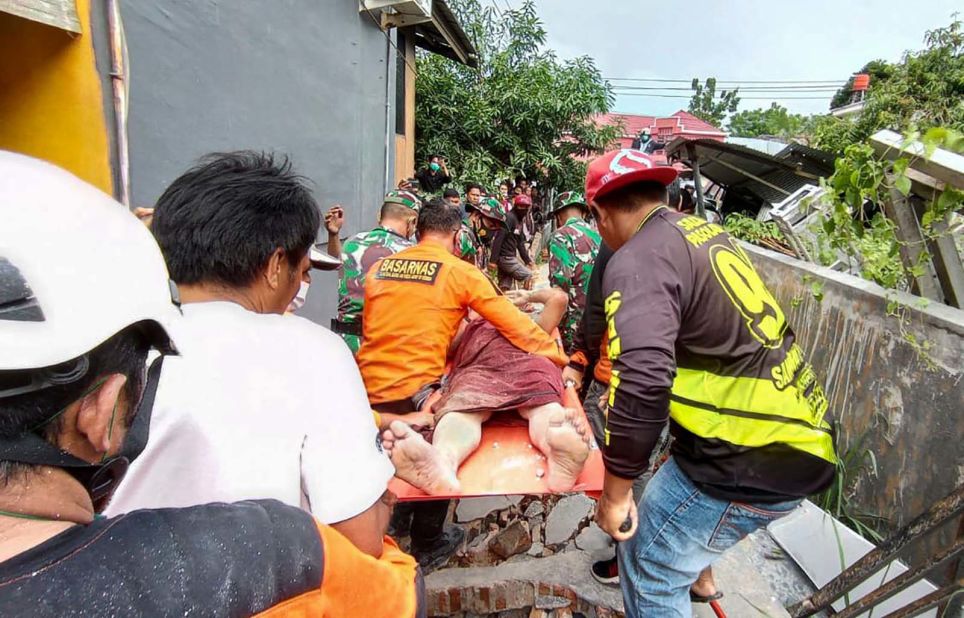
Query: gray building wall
743 243 964 573
121 0 395 324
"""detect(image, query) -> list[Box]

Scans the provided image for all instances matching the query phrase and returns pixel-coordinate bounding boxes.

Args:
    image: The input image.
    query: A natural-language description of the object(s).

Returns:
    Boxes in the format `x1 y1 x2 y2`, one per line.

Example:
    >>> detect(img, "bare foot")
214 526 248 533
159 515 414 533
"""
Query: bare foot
382 421 460 496
545 408 590 492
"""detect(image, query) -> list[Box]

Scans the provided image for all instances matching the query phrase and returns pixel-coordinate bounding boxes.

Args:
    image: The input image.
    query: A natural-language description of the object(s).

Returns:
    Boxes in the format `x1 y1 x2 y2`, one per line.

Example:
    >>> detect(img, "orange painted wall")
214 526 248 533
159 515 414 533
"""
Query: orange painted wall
0 0 113 192
393 36 416 186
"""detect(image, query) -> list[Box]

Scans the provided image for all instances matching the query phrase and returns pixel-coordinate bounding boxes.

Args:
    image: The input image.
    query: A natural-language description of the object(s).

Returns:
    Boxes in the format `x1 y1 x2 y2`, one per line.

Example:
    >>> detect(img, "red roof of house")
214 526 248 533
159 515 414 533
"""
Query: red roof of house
597 110 726 139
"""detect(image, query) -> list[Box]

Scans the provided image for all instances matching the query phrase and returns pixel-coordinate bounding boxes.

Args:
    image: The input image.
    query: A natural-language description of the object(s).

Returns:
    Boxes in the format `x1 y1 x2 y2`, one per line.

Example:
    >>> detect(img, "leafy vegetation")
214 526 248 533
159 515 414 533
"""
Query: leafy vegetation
414 0 619 192
687 77 740 126
728 103 816 139
811 127 964 292
813 426 886 543
722 213 796 256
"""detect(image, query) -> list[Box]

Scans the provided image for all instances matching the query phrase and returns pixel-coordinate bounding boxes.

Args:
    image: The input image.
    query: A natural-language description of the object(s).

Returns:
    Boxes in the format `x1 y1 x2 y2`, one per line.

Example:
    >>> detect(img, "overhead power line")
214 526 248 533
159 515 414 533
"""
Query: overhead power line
612 92 831 100
606 77 846 84
611 85 840 92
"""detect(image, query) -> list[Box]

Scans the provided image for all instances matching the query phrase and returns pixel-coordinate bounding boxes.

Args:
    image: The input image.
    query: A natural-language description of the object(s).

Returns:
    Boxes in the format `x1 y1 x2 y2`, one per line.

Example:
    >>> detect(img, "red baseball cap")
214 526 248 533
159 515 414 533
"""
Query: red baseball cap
584 149 678 205
513 194 532 207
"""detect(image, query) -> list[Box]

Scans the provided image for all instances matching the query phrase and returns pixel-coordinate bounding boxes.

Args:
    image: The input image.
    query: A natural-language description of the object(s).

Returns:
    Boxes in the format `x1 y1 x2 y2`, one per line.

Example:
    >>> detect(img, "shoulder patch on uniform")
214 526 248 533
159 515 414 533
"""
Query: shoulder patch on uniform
375 258 442 284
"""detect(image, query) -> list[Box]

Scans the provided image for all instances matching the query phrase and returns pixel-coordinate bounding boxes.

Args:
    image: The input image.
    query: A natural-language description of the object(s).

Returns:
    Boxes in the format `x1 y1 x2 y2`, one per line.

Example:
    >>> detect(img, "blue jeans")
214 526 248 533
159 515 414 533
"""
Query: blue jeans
617 457 801 618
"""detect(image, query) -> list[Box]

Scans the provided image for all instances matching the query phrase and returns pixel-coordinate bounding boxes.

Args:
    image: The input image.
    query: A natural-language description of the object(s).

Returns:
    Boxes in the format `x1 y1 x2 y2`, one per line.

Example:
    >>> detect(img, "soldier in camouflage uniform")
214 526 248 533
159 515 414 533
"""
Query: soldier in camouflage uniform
548 191 601 353
333 190 421 353
457 196 508 274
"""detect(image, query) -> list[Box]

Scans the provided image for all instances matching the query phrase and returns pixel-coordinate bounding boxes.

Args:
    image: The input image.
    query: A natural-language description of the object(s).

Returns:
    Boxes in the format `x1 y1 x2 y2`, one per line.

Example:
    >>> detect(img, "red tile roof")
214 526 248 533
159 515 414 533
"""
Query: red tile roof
597 110 726 139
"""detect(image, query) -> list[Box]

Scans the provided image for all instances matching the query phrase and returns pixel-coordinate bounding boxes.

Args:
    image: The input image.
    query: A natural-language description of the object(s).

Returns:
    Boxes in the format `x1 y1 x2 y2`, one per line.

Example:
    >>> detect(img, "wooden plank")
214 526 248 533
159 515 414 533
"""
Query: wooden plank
880 183 942 301
871 129 964 190
0 0 80 33
912 197 964 309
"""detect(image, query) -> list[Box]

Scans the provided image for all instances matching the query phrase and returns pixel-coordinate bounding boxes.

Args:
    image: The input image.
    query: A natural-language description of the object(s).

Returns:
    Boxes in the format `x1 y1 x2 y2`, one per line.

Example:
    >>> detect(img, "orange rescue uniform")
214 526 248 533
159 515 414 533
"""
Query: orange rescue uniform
358 240 567 404
256 527 422 617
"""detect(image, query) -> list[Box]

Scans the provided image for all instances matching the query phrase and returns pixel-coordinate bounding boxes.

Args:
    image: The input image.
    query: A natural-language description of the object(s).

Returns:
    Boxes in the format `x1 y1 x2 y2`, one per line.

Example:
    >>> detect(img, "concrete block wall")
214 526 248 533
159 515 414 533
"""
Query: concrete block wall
743 243 964 559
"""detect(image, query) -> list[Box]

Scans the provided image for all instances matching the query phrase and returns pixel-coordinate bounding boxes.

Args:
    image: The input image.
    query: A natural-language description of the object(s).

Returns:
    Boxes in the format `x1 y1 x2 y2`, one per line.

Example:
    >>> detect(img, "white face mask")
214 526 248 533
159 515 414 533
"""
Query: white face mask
288 281 310 312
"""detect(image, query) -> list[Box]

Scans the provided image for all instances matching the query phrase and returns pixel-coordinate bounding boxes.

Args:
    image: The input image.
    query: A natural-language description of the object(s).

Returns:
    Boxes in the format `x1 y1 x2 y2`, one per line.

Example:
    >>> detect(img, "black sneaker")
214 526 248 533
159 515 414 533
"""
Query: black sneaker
412 526 466 572
591 556 620 587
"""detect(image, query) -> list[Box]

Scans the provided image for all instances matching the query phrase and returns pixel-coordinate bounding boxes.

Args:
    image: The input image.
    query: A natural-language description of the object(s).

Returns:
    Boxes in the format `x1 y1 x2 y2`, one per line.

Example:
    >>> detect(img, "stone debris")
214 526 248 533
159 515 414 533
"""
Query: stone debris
543 494 594 546
455 495 522 522
574 522 612 552
526 542 544 557
489 520 532 559
456 530 500 567
524 500 545 518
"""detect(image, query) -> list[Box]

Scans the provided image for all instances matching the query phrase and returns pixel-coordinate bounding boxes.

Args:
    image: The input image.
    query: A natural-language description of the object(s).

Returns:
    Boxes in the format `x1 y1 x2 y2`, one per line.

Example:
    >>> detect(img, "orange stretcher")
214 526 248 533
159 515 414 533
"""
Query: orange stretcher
390 384 605 501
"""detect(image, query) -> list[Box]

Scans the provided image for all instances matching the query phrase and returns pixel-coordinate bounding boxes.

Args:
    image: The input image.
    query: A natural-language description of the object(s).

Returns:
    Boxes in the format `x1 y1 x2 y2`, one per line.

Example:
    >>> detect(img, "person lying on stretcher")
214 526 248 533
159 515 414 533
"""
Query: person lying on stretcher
382 287 592 495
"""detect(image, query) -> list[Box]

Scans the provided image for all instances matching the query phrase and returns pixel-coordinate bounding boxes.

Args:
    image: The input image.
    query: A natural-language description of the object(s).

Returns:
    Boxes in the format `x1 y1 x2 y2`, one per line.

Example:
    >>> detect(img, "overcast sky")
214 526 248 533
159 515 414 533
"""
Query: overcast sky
497 0 959 118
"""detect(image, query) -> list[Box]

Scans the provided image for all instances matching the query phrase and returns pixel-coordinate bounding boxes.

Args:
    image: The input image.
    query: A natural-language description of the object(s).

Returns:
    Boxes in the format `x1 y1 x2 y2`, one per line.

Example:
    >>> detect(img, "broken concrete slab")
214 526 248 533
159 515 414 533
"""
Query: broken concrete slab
691 537 792 617
455 495 522 522
574 522 613 552
544 494 595 546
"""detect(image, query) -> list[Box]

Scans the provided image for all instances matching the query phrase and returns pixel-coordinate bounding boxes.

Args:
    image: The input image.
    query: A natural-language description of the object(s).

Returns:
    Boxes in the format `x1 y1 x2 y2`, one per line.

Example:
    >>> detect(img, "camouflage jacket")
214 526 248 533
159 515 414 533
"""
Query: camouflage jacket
458 218 490 272
337 226 413 324
548 217 601 352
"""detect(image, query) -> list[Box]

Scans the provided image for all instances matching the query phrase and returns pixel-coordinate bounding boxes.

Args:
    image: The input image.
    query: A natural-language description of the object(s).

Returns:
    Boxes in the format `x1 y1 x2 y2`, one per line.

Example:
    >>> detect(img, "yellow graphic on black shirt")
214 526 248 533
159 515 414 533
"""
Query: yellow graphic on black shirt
709 242 786 348
602 290 623 446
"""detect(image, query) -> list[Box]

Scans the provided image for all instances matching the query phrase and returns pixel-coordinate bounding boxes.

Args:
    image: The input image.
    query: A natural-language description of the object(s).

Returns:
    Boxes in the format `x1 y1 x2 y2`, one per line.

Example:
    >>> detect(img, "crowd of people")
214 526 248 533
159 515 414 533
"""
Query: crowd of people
0 145 836 618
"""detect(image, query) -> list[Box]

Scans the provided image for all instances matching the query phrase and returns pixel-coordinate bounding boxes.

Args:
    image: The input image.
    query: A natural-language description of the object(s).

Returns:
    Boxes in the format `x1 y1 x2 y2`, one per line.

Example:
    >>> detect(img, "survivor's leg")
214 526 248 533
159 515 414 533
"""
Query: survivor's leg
382 422 459 496
520 402 590 492
433 410 493 472
381 411 492 496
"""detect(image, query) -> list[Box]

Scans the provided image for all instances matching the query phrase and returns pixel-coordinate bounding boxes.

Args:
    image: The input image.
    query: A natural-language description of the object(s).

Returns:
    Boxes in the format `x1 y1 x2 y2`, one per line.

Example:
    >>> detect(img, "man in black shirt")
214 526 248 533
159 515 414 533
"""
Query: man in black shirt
414 154 452 194
490 193 536 289
584 149 836 617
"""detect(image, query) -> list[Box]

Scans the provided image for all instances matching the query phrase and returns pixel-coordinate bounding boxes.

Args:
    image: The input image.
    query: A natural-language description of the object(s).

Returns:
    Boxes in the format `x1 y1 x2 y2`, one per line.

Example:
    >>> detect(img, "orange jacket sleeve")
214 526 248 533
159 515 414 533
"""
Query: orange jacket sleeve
254 525 424 618
458 266 568 367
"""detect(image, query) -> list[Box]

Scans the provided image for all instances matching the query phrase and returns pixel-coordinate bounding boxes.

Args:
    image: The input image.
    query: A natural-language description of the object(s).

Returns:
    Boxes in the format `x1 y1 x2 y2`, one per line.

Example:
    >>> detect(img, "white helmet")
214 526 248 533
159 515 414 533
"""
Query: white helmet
0 151 179 377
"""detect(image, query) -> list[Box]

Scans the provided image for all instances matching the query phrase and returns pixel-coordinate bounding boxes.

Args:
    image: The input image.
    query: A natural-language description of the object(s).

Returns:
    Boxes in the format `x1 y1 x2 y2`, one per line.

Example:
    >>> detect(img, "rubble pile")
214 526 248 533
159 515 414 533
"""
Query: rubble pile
418 494 624 617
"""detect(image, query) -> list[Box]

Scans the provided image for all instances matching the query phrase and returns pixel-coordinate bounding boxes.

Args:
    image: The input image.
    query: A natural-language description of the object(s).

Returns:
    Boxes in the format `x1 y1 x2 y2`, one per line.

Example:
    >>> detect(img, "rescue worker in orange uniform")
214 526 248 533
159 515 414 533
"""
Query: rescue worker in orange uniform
357 199 567 569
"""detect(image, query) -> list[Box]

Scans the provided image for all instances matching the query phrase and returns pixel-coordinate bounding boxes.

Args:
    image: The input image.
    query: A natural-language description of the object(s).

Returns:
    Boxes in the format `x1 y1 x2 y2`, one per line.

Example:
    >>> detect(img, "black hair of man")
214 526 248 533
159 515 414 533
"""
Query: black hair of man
152 151 320 288
594 180 668 213
0 324 151 481
379 201 417 222
464 182 483 194
666 177 683 209
417 198 462 237
442 188 460 200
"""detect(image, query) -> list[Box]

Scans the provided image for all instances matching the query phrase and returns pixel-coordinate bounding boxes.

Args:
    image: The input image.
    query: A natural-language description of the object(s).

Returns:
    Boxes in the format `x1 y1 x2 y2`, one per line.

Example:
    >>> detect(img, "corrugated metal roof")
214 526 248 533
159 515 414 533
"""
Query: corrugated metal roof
665 138 836 211
411 0 479 68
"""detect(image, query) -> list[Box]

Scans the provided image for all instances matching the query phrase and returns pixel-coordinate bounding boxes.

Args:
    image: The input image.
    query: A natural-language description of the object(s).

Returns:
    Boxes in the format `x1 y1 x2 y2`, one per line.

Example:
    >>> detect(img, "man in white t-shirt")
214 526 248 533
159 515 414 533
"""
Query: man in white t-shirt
105 151 395 558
